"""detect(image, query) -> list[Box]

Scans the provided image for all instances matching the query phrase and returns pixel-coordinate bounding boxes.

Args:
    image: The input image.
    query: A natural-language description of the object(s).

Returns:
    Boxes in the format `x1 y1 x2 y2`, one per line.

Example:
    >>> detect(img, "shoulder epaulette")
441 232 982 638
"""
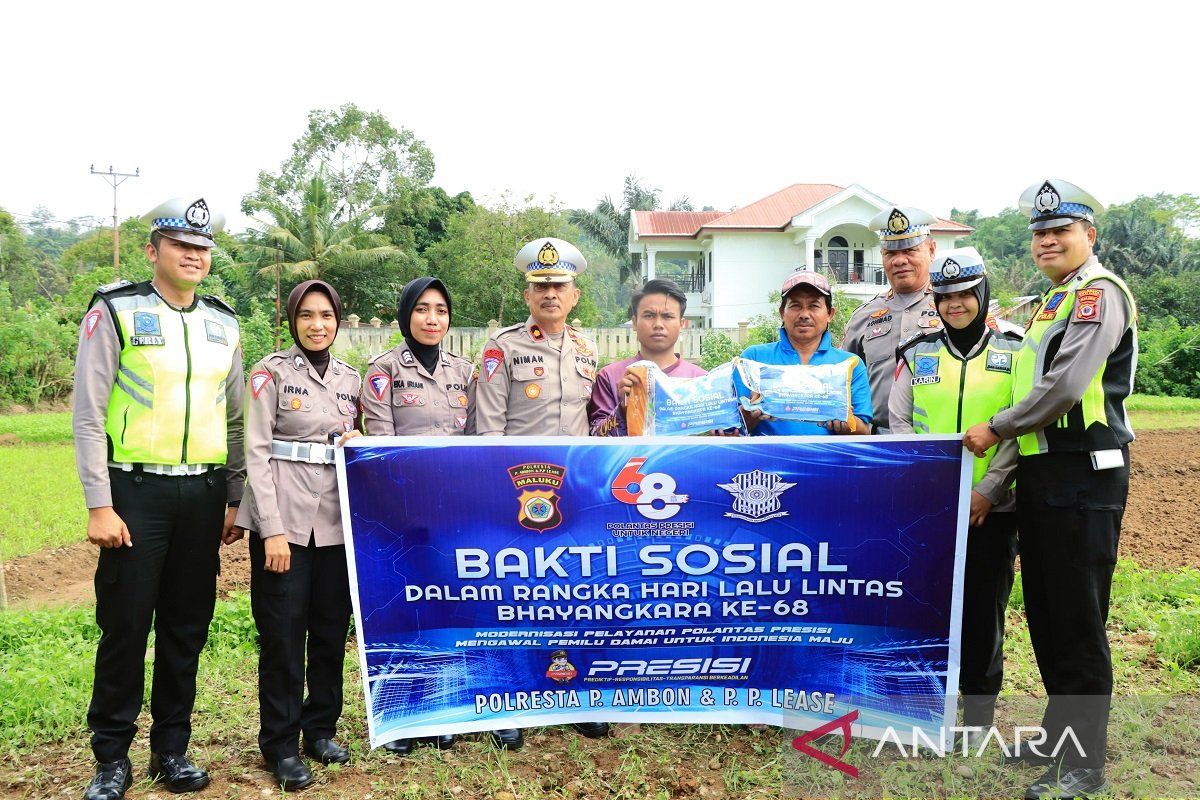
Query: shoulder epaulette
95 279 134 295
202 294 237 316
897 329 941 357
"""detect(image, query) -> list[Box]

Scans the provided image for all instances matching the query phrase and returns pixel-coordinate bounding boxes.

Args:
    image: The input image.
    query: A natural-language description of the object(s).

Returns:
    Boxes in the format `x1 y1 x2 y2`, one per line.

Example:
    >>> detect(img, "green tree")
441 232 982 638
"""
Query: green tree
381 184 475 256
235 172 408 318
0 209 39 303
243 104 436 217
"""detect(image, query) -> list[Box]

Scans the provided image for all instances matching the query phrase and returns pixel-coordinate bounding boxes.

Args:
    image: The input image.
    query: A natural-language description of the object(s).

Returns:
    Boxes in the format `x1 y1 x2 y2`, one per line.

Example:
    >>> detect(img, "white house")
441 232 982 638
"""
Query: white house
629 183 974 328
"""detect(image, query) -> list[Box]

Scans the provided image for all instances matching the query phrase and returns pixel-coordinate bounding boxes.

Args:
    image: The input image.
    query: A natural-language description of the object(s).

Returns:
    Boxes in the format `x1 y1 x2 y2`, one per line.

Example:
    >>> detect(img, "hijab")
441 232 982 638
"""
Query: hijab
397 277 452 374
286 279 343 378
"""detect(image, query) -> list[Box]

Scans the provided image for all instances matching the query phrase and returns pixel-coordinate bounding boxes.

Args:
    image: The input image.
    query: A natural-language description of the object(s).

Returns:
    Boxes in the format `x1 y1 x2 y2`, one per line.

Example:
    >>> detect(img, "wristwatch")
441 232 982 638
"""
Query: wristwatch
986 418 999 437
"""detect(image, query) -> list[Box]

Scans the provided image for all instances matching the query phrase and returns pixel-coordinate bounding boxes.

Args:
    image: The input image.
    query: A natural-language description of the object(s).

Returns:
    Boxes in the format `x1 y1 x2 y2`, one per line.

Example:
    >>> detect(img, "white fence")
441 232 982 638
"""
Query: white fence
332 319 750 363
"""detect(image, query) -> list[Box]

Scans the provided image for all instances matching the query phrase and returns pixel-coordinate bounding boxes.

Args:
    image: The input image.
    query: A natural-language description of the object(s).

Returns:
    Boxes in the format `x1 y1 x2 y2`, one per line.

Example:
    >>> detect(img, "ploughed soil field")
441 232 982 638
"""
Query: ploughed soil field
6 430 1198 607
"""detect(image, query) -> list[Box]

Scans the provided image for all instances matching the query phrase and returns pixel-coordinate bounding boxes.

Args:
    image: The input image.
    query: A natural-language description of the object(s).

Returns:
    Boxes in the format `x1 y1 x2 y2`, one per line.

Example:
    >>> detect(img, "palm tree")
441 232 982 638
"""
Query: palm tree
569 175 691 285
236 171 405 330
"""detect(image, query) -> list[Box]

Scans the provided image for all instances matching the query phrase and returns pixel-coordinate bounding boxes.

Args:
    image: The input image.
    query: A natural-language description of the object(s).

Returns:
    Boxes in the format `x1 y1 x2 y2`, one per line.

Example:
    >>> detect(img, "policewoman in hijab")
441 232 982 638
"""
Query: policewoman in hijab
233 279 361 791
888 248 1021 744
359 277 522 752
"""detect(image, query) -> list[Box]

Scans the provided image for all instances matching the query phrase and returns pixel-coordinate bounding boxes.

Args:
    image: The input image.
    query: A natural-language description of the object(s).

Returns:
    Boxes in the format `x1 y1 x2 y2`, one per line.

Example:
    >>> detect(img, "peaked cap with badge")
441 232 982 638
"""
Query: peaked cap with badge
869 206 939 251
930 246 987 294
141 197 226 248
515 237 588 283
1019 179 1104 231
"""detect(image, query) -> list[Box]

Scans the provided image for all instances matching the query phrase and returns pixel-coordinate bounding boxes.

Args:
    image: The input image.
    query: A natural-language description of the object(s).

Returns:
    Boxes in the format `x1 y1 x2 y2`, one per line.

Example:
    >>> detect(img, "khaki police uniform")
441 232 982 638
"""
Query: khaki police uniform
361 341 474 436
991 180 1135 780
72 198 244 766
237 345 361 762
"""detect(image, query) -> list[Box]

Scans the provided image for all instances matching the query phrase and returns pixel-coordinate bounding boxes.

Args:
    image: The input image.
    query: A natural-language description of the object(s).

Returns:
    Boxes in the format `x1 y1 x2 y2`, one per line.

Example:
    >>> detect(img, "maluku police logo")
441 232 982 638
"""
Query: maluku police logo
508 462 568 532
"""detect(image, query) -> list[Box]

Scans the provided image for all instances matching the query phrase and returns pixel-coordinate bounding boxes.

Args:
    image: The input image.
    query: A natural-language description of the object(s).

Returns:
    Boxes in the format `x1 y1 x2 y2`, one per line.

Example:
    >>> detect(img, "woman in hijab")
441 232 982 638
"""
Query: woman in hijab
359 277 524 754
888 248 1022 748
234 280 361 790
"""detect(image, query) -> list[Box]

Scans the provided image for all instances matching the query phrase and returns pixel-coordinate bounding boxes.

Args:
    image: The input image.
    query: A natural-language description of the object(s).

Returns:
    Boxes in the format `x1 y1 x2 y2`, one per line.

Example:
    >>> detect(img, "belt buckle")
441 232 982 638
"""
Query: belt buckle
306 446 328 465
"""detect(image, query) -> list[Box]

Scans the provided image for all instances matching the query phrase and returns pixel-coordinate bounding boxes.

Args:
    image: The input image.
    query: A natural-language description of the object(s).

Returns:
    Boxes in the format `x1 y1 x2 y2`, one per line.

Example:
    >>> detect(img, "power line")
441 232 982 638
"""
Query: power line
90 164 140 280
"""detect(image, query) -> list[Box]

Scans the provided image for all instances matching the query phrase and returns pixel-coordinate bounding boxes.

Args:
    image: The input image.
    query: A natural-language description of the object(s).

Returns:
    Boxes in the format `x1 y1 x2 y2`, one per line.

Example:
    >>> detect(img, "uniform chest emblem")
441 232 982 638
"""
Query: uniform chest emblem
1038 291 1067 320
85 309 102 338
912 355 941 385
525 383 542 399
400 392 423 406
866 324 890 340
250 370 272 398
483 348 503 381
458 393 468 407
455 415 467 429
1074 288 1103 323
869 308 890 320
289 397 303 410
294 356 306 370
204 319 228 345
986 351 1012 373
367 373 389 401
133 312 161 336
533 366 545 377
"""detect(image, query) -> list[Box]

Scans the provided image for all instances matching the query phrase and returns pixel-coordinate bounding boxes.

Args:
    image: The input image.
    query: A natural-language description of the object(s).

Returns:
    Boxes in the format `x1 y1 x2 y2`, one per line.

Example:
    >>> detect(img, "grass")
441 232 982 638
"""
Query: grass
0 565 1198 798
0 411 72 443
0 443 84 559
1126 393 1200 430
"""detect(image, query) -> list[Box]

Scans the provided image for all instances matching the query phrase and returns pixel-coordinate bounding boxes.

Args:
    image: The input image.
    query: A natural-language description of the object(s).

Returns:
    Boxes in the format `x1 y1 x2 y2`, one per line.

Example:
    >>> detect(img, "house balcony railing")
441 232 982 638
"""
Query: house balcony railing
658 272 705 292
823 264 886 286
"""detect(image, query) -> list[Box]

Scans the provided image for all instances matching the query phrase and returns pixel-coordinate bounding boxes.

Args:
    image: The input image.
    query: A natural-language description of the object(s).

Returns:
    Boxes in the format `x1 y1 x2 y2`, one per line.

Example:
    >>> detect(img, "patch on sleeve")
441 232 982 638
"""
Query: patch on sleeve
84 308 102 338
250 370 272 399
894 360 905 381
483 348 504 381
1074 288 1103 323
367 372 390 401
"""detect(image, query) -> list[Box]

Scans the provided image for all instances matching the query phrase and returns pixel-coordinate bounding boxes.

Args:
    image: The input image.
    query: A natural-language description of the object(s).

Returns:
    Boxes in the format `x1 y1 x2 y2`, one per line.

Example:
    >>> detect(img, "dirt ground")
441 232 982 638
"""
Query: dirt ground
5 429 1198 607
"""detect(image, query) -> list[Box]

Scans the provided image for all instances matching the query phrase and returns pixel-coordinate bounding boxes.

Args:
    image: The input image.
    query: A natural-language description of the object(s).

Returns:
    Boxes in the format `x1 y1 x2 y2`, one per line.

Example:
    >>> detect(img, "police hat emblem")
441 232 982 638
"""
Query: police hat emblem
537 242 560 267
887 208 910 234
941 258 961 279
184 198 211 229
1033 181 1061 214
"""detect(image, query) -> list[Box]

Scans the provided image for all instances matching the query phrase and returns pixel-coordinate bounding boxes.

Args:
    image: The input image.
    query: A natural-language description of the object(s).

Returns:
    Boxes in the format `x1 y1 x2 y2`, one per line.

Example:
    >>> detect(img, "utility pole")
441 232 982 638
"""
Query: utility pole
90 165 140 280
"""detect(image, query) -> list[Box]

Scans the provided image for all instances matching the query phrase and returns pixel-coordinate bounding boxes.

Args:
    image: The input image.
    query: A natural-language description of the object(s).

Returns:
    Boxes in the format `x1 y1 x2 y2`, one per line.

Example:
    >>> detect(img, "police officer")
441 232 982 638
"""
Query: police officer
72 198 244 800
963 180 1135 799
842 206 942 432
360 276 522 753
889 248 1020 746
470 237 609 741
233 280 360 791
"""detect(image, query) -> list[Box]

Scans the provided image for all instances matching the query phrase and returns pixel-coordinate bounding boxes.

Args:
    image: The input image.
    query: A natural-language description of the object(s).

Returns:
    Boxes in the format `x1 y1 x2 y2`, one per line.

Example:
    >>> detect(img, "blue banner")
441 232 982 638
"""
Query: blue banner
337 436 970 747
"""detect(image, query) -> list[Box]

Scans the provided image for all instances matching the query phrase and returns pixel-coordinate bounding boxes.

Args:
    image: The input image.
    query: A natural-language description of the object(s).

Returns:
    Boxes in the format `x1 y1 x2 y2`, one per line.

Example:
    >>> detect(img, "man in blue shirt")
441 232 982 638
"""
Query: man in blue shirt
740 270 872 435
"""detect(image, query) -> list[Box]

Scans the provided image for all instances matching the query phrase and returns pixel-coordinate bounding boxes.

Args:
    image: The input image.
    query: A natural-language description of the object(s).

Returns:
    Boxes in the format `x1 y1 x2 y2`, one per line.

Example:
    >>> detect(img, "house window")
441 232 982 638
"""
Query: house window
814 250 823 267
828 236 849 248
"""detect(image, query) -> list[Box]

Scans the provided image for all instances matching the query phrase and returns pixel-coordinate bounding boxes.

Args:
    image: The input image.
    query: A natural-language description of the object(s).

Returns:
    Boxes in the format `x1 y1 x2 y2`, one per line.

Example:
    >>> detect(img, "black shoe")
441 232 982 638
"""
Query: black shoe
488 729 523 750
265 756 315 792
1005 748 1063 768
572 722 610 739
382 738 413 755
84 758 133 800
147 752 210 793
303 738 350 765
425 734 457 750
1025 766 1109 799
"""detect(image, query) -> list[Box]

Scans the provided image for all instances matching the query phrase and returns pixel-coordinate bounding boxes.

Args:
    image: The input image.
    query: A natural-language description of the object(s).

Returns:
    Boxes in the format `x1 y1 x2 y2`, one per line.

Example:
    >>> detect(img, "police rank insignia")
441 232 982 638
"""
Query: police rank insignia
250 370 272 398
717 470 795 523
887 208 910 234
985 351 1012 373
508 462 567 532
184 198 210 228
400 349 415 366
367 373 389 401
483 348 503 381
1034 181 1061 214
546 650 577 684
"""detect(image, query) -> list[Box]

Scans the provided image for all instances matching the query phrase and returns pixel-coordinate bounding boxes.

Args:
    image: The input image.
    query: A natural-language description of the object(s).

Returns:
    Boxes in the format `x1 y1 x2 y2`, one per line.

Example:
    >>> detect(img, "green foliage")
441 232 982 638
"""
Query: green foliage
0 442 83 559
0 285 77 407
1109 563 1200 669
243 103 436 217
238 298 293 372
1135 317 1200 398
697 332 743 371
0 411 72 443
381 184 475 255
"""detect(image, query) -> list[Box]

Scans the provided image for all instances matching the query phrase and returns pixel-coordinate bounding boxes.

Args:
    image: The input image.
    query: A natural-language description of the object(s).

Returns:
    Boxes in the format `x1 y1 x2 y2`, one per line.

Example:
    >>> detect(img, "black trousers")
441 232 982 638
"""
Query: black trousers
250 535 352 762
1016 450 1127 769
960 510 1018 726
88 467 226 763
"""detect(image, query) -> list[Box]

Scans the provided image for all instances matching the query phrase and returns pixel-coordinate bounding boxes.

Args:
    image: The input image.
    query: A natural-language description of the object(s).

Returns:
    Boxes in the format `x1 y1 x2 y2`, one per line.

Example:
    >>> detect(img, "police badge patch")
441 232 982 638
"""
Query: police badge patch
483 348 503 381
985 351 1012 373
718 470 796 523
912 355 941 385
130 311 165 346
1034 181 1061 214
250 370 272 398
508 463 567 532
85 308 102 338
367 373 389 401
185 198 210 228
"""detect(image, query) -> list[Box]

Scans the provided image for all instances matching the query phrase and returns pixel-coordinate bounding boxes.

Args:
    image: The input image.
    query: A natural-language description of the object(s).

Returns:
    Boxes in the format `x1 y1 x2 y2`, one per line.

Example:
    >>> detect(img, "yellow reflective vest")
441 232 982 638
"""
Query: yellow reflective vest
899 330 1022 488
1013 263 1137 456
97 284 240 465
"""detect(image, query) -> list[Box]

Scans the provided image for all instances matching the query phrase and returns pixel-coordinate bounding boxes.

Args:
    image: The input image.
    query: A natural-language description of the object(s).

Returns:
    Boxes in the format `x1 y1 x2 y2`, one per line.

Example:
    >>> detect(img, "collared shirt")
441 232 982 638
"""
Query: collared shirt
738 329 873 436
841 285 940 431
361 341 473 436
471 317 598 436
589 354 708 436
236 346 361 547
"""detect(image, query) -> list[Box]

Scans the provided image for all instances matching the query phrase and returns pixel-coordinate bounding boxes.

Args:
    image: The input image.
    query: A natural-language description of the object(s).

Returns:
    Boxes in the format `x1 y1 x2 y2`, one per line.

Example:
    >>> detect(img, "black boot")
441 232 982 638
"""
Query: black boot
382 738 413 755
265 756 315 792
488 729 524 750
1024 765 1108 799
147 753 210 793
303 738 350 765
572 722 610 739
426 734 457 750
84 758 133 800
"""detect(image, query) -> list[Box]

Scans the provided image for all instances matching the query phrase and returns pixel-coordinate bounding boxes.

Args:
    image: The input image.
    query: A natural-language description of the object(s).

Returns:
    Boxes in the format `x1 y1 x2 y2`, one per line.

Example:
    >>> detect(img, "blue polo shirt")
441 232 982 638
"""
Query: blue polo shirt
739 328 873 436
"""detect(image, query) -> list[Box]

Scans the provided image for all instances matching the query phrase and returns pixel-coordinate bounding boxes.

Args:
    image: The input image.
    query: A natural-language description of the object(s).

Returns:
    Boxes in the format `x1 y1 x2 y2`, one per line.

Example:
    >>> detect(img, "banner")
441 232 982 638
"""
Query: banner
338 436 971 748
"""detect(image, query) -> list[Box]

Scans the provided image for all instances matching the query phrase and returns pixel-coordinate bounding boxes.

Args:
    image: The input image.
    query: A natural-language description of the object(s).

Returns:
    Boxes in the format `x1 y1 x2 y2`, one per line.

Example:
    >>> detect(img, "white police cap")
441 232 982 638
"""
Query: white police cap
930 246 986 294
140 197 225 248
869 206 938 251
515 237 587 283
1019 179 1103 231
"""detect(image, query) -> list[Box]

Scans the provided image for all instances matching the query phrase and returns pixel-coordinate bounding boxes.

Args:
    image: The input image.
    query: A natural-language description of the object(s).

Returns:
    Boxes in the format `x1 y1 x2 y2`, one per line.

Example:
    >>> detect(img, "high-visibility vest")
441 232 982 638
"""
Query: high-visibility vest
900 330 1022 488
95 282 240 465
1013 262 1137 456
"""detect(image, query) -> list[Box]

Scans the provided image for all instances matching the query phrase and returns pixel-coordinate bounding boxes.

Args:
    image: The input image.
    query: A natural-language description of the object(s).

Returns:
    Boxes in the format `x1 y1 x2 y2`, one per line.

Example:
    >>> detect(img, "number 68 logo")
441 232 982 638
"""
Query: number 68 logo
611 457 689 520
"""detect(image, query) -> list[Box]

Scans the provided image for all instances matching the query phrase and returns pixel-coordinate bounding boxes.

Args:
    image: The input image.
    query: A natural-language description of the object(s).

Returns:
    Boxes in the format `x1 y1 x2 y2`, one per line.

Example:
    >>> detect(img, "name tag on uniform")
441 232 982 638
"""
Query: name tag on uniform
131 312 165 346
985 351 1012 373
204 319 228 345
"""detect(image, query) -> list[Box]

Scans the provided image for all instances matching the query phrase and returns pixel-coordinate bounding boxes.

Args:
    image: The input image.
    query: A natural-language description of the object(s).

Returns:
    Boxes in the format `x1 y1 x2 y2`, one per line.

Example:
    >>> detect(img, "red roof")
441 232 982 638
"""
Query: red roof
632 185 974 238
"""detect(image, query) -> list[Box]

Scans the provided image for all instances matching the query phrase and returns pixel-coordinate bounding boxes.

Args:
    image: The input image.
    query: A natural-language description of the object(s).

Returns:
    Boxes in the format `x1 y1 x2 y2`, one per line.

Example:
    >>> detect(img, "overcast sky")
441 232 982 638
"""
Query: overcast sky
2 1 1194 234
